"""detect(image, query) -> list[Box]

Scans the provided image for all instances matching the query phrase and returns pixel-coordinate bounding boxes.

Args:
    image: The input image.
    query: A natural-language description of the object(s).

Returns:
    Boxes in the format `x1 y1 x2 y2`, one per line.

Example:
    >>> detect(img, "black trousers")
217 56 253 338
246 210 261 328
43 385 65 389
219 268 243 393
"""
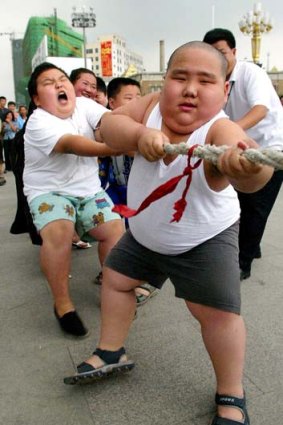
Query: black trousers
238 170 283 271
0 138 4 162
3 138 13 170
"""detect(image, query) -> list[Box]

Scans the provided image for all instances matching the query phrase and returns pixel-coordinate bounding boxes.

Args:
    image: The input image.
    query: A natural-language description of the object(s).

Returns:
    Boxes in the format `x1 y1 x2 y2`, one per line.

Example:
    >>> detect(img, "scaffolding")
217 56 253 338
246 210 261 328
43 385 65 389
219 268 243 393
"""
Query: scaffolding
22 16 83 75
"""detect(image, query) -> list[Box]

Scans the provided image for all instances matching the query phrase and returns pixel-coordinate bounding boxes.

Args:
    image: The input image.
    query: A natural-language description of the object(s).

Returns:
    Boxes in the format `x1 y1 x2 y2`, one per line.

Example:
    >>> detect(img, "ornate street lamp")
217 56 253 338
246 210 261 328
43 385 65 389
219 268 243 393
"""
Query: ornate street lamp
71 6 96 67
238 2 273 65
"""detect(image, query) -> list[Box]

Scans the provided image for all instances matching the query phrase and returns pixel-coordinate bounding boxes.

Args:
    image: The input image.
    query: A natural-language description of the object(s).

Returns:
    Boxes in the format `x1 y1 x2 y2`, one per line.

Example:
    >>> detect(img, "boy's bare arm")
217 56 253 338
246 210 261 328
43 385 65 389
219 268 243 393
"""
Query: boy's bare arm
235 104 268 130
100 93 169 161
53 134 122 157
209 118 273 193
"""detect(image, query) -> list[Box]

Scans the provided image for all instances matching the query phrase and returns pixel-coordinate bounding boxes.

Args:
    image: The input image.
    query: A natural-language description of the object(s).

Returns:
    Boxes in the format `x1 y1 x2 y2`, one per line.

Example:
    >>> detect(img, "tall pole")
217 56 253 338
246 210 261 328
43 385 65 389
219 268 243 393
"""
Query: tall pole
159 40 165 72
71 6 96 68
239 2 273 65
83 26 86 67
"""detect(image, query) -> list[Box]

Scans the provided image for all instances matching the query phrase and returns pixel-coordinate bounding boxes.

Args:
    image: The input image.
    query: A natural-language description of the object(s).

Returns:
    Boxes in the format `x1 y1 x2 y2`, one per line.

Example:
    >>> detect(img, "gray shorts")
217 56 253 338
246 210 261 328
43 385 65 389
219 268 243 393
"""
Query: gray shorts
105 221 241 314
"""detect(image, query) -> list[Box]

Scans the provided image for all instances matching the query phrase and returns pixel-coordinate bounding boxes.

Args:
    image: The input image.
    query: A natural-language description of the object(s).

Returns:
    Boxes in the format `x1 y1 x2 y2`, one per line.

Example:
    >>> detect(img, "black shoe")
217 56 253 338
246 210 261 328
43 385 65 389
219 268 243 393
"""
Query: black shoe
240 269 251 281
54 308 89 337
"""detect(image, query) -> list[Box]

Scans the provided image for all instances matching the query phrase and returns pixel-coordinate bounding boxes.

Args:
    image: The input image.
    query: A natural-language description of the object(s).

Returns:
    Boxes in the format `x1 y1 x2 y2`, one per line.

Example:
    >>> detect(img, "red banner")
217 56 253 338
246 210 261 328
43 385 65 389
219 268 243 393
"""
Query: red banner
101 41 112 77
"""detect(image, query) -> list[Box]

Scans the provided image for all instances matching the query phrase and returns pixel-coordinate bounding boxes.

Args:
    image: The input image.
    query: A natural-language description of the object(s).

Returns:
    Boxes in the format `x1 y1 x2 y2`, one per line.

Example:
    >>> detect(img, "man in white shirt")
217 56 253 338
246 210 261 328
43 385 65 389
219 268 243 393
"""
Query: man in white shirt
203 28 283 280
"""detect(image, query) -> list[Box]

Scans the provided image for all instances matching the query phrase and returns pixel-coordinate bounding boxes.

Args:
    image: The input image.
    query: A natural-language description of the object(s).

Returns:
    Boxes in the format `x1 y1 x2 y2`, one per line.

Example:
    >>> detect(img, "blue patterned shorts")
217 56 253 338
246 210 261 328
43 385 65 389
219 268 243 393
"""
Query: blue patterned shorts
29 190 120 241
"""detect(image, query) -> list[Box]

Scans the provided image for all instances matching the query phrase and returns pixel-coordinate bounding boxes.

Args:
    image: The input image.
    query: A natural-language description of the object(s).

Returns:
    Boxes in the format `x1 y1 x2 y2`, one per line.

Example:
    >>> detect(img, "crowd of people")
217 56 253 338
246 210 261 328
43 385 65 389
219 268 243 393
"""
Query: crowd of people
3 27 283 425
0 97 28 185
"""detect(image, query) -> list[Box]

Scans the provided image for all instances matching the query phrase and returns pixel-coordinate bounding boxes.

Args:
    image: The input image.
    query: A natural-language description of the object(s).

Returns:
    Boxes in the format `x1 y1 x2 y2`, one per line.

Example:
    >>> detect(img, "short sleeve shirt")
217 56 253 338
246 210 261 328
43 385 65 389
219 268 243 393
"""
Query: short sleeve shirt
225 61 283 150
23 97 107 202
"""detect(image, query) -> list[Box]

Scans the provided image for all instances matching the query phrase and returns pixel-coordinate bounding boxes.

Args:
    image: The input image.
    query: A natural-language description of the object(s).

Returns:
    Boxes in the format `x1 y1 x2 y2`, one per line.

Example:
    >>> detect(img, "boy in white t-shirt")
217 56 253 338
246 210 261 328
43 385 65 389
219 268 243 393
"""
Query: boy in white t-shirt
23 62 125 338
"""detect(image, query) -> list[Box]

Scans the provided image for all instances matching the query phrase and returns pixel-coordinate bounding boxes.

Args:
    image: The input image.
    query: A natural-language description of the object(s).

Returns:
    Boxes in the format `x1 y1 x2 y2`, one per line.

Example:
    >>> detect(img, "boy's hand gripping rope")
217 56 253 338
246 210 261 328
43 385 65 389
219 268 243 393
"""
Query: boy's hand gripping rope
113 143 283 223
164 143 283 170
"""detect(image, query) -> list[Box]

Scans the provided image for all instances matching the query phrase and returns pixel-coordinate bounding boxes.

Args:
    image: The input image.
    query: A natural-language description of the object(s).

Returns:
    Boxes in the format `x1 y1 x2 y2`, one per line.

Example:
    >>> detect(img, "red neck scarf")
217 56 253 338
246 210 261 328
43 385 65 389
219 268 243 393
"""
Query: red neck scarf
112 144 202 223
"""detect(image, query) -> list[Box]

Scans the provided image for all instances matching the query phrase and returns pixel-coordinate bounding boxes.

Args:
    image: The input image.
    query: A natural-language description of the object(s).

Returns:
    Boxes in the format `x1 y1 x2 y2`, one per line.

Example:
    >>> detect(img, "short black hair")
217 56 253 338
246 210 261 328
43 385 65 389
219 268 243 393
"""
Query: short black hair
107 77 141 99
166 41 228 80
96 76 107 95
69 68 96 83
0 96 7 101
28 62 68 99
8 101 16 107
203 28 236 49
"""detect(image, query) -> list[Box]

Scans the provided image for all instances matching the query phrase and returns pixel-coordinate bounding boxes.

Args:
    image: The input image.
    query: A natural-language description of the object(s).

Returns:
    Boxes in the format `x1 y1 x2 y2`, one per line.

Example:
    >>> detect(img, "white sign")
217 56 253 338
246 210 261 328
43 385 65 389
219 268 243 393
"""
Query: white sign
31 35 48 70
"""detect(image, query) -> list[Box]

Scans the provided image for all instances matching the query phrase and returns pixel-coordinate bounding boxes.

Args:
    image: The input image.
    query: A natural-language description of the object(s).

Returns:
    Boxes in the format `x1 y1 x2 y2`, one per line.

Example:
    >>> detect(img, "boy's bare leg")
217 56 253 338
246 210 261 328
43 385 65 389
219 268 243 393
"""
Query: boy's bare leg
89 219 125 266
40 220 74 315
187 301 246 422
83 266 139 368
0 160 6 185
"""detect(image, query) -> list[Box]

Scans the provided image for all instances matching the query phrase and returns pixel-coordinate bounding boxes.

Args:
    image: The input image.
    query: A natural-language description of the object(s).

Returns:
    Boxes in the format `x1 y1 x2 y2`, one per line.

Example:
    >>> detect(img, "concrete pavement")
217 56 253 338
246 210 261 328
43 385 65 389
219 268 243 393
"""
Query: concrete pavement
1 171 283 425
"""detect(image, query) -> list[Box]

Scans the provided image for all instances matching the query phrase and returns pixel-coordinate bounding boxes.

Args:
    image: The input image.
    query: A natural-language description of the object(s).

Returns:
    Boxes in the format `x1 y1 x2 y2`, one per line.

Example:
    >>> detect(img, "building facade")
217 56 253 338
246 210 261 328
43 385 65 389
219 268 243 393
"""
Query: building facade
15 15 83 104
9 14 283 104
131 72 164 95
86 34 144 81
268 71 283 96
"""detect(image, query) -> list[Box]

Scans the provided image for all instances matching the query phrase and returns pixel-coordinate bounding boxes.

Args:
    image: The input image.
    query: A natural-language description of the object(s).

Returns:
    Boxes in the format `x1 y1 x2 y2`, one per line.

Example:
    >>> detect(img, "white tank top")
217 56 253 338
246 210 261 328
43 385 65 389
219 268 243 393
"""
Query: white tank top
128 104 240 255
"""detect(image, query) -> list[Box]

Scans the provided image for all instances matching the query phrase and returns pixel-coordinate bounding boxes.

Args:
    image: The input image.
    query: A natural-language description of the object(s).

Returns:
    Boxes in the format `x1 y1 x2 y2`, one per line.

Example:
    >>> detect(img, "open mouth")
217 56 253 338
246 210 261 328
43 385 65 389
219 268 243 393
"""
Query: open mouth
58 91 68 102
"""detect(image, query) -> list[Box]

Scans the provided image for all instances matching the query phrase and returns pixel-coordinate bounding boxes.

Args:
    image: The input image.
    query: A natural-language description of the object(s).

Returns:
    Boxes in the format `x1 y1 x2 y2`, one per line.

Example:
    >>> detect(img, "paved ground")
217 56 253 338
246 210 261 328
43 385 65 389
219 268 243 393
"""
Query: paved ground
1 171 283 425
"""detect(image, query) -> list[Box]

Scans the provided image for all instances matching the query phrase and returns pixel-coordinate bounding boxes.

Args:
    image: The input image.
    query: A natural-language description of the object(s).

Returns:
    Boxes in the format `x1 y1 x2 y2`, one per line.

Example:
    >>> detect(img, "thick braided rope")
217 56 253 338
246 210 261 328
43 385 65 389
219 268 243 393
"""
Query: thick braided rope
164 143 283 170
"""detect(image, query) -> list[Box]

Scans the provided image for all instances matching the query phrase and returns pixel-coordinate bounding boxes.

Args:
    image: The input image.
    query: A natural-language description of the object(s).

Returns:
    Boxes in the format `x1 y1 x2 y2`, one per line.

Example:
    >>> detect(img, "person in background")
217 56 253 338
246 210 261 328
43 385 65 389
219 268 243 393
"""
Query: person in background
0 96 9 121
0 116 5 186
64 42 274 425
16 105 28 130
105 77 142 207
2 110 18 171
95 76 110 190
203 28 283 280
95 76 108 107
8 101 19 120
96 77 157 306
0 96 9 170
69 67 98 249
69 68 97 100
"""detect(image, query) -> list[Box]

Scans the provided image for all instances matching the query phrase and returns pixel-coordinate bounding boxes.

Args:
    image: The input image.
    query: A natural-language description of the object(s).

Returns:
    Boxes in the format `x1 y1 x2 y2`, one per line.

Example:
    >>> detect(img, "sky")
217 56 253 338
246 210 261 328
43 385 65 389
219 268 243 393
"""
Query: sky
1 0 283 101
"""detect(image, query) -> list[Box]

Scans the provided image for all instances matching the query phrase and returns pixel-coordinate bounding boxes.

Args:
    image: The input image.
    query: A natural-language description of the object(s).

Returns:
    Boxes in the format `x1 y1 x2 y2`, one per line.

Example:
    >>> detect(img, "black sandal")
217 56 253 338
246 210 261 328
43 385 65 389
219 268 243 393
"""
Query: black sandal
63 347 135 385
211 393 250 425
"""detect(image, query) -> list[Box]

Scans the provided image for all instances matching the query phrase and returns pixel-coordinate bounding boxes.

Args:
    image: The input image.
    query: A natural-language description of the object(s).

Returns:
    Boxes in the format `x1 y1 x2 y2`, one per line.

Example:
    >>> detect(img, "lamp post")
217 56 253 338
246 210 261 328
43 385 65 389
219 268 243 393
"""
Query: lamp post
238 2 273 65
71 6 96 67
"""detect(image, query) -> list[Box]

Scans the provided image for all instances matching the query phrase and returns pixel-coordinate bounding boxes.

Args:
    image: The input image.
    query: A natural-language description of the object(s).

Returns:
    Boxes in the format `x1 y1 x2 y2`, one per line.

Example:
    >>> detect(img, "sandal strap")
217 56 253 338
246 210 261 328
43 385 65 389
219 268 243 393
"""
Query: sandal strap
211 416 245 425
93 347 126 365
215 394 246 409
214 393 249 425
